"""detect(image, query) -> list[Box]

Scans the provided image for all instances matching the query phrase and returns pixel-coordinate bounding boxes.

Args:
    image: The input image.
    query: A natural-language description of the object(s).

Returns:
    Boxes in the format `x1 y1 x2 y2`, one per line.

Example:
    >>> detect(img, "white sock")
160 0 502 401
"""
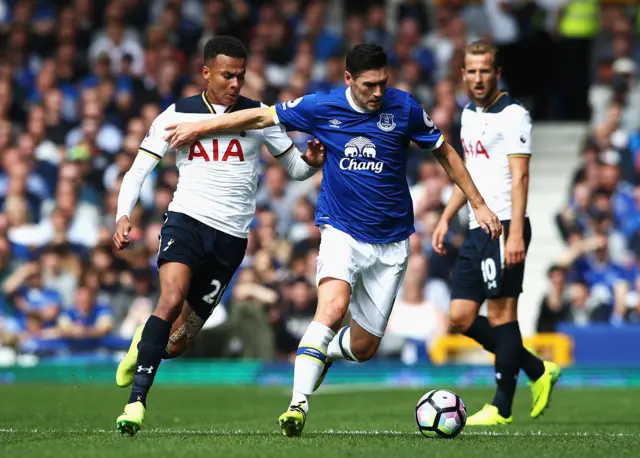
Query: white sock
327 325 359 362
290 321 336 411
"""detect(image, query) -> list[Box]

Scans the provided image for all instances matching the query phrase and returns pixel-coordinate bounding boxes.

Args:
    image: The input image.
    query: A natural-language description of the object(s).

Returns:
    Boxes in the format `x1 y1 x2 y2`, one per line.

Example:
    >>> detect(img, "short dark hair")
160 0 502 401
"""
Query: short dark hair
547 264 566 277
346 43 387 78
203 36 248 63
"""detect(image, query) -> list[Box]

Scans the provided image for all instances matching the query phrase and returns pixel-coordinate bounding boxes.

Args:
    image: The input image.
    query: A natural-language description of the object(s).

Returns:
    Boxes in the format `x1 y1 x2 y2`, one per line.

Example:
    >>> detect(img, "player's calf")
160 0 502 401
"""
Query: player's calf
128 315 172 407
285 278 348 418
487 297 524 419
449 299 499 355
126 262 190 408
165 303 206 358
328 321 380 363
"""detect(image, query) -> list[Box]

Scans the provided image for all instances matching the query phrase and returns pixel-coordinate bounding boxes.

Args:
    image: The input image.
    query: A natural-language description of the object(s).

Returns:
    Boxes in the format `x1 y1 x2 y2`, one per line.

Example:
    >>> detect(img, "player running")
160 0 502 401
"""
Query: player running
112 36 325 435
164 43 502 437
432 41 561 426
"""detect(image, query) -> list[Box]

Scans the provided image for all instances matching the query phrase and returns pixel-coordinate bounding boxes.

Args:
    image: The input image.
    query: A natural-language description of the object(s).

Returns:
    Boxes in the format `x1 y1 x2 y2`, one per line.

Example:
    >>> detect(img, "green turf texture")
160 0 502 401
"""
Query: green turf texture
1 384 638 458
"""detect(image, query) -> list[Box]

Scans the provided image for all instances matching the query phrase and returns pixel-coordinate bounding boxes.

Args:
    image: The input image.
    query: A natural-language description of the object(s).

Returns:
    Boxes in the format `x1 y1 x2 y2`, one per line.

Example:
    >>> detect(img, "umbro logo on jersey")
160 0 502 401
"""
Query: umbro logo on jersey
377 113 396 132
163 239 175 251
329 119 342 128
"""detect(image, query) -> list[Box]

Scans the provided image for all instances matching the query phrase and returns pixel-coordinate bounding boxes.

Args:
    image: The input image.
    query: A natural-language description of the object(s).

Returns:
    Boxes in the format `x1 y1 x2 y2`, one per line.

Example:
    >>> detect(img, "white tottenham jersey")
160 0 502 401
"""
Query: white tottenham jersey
460 92 532 229
140 93 295 238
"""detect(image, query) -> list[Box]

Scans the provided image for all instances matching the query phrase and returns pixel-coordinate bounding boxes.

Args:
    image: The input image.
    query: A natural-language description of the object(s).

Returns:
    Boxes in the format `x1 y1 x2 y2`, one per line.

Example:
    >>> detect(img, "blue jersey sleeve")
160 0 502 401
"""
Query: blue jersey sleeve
272 94 317 134
408 97 444 152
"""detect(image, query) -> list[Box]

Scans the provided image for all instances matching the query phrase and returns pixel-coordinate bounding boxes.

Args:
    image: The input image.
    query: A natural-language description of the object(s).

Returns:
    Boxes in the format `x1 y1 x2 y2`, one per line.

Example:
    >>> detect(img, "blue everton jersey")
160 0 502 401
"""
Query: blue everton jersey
273 87 443 243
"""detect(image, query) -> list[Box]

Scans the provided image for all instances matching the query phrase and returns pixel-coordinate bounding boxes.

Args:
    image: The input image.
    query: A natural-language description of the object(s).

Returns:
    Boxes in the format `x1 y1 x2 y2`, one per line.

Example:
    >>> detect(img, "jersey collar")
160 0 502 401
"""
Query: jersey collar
345 87 369 114
478 91 508 113
202 91 235 114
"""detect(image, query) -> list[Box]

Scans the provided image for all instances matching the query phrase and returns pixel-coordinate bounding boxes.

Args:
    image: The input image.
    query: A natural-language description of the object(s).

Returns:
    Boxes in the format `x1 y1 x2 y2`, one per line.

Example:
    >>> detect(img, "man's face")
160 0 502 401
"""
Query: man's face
75 287 95 314
345 67 388 112
462 53 501 105
203 54 246 106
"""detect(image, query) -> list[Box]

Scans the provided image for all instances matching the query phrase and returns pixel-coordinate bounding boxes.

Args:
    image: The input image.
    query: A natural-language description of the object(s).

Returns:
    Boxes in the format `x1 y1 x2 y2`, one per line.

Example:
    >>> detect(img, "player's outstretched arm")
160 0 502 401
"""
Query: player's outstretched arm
432 141 502 240
114 152 160 250
164 107 275 150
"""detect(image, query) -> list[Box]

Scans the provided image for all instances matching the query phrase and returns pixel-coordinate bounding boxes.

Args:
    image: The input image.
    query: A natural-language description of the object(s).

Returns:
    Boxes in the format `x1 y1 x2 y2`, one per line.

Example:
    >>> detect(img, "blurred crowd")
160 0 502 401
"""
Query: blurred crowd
0 0 638 362
537 3 640 332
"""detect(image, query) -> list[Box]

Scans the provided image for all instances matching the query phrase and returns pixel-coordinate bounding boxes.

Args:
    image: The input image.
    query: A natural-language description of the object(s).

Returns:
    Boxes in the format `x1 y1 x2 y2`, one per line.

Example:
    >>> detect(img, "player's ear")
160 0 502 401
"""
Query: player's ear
344 71 353 87
202 65 211 81
496 66 502 81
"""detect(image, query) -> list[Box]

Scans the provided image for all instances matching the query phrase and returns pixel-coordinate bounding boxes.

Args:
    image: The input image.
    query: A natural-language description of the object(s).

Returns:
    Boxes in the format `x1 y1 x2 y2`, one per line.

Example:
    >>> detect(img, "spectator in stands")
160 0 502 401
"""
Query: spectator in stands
57 283 114 345
256 164 299 239
383 253 447 364
113 267 156 339
40 244 79 310
1 261 61 333
537 265 572 332
273 276 316 360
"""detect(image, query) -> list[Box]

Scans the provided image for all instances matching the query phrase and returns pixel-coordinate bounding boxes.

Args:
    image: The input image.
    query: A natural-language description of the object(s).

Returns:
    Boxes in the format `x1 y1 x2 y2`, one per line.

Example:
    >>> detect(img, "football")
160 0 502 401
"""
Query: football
415 389 467 438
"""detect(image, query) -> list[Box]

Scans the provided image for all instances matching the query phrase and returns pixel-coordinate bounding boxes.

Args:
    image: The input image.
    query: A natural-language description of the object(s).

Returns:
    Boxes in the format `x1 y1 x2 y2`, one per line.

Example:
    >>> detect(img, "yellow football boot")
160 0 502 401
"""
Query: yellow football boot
278 402 307 437
116 401 145 436
530 361 562 419
466 404 513 426
116 326 143 388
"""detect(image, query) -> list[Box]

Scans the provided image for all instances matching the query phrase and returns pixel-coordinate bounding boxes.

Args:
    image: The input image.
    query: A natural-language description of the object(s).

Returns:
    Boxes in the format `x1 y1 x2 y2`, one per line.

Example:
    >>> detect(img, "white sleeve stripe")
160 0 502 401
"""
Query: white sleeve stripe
273 143 295 158
139 147 162 160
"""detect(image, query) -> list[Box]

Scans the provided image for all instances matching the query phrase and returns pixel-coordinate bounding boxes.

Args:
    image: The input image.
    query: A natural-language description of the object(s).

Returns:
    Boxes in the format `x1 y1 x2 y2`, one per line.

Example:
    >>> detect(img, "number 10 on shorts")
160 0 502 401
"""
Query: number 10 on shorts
481 258 498 290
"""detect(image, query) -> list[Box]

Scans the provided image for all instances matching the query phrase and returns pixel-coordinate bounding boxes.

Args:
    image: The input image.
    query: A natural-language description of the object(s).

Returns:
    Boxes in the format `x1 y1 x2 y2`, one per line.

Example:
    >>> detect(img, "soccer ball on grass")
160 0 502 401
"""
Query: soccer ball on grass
415 389 467 438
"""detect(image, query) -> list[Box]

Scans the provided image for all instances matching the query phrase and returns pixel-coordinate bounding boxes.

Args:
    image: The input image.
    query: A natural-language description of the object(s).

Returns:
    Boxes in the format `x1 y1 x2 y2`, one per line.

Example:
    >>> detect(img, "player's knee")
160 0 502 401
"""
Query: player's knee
349 341 377 362
316 295 349 329
448 308 475 333
156 291 186 322
487 297 518 326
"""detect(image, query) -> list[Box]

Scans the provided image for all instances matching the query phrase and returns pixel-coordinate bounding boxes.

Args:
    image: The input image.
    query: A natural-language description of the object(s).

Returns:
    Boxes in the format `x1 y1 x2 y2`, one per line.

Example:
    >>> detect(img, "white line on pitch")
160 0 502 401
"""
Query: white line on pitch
0 428 637 437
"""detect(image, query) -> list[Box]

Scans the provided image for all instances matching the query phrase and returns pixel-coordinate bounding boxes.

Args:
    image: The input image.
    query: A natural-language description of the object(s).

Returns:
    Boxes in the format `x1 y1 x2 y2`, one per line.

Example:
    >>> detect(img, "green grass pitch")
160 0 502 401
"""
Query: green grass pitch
1 384 639 458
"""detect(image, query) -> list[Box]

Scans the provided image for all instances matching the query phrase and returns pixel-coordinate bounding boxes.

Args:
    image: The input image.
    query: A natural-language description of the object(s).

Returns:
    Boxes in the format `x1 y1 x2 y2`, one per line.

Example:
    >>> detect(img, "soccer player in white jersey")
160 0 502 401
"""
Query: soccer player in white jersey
165 44 502 437
432 41 561 426
112 36 325 435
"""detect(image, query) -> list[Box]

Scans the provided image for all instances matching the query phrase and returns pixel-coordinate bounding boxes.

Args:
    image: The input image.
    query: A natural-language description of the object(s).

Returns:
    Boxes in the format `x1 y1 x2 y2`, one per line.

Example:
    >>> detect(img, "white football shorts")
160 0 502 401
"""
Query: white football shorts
316 224 410 337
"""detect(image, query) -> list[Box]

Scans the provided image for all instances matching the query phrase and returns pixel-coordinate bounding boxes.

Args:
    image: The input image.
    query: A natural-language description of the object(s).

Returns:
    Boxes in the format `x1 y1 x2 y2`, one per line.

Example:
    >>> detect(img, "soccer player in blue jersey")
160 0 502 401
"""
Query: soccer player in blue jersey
165 44 502 436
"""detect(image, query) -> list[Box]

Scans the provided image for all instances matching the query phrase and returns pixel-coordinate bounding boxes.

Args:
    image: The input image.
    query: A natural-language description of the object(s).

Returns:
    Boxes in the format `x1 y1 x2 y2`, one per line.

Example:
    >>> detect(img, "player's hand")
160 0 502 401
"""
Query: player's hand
431 219 449 255
302 138 326 168
505 235 525 268
164 121 204 150
113 216 132 250
472 205 502 240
